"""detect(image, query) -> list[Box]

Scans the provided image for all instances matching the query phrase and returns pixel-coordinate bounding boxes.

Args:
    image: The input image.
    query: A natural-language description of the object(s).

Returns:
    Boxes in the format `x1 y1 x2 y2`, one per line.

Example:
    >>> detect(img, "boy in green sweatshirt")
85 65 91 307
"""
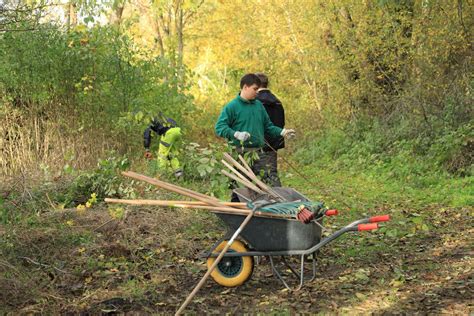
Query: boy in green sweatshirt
215 73 295 201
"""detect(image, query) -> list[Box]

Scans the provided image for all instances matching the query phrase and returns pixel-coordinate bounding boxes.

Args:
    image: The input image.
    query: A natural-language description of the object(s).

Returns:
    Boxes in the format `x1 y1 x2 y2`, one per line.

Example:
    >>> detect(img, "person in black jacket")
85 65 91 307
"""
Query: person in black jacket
255 73 286 187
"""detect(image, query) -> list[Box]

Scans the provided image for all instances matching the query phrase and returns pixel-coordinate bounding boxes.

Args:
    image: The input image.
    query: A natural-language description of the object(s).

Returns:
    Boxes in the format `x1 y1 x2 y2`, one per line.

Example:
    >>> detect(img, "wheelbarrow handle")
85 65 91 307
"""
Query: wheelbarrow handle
358 223 378 231
296 215 390 255
369 215 390 223
325 209 338 216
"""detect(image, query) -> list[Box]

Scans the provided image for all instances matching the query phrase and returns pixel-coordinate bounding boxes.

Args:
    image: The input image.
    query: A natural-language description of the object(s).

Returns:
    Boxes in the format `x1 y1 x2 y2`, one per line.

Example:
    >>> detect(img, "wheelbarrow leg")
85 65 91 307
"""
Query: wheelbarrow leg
269 256 306 291
271 255 318 291
308 255 317 282
269 256 293 290
291 255 305 292
281 256 300 279
281 255 317 283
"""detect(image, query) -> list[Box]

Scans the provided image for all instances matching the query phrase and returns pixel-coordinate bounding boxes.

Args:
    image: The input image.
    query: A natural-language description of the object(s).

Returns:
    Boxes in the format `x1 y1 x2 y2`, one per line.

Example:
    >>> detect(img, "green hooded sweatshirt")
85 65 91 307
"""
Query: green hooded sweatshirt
215 94 283 148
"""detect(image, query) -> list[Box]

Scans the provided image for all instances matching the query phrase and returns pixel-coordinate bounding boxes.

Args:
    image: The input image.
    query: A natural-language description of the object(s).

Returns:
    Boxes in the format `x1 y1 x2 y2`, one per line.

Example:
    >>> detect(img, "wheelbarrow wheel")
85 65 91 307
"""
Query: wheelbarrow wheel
207 240 254 287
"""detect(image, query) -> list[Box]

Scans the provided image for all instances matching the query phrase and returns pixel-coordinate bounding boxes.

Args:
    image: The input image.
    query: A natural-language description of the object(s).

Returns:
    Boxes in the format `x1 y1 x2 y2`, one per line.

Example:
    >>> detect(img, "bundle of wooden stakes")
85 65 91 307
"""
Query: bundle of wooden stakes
105 153 292 220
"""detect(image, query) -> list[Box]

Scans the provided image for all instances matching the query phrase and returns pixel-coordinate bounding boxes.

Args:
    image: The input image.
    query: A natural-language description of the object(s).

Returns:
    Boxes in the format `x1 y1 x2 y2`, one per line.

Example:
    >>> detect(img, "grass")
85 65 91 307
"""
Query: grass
0 145 472 314
283 155 473 212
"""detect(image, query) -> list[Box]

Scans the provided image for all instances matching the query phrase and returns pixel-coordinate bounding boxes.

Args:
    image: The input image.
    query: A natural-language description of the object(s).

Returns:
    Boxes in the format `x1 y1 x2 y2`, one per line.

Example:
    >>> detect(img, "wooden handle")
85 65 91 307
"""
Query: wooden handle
122 171 233 210
104 198 294 220
237 155 285 200
221 159 258 190
223 153 269 193
104 198 247 208
221 169 264 194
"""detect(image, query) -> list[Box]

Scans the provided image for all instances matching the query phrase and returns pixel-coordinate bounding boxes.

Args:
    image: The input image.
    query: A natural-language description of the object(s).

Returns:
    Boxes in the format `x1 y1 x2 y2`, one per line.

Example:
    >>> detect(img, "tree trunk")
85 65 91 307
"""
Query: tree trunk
68 1 77 29
177 7 184 68
110 4 125 26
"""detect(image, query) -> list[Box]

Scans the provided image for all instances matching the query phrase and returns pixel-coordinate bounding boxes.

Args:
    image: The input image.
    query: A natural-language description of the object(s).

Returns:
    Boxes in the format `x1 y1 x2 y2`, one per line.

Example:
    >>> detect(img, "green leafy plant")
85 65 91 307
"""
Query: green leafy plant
62 154 135 207
180 142 229 197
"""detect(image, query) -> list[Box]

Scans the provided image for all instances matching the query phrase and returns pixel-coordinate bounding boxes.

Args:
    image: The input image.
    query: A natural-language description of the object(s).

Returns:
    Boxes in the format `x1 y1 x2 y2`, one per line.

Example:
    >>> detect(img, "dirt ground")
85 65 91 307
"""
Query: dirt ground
1 205 472 314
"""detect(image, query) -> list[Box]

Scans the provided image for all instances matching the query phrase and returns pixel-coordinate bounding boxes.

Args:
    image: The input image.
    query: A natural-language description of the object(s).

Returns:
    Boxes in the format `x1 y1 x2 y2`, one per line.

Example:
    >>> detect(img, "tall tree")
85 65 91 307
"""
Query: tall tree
132 0 204 69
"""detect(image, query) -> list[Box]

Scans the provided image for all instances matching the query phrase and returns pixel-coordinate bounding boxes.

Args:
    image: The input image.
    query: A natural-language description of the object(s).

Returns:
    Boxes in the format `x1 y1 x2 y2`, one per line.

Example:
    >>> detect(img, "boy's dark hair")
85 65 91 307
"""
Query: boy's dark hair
255 73 269 88
240 73 261 89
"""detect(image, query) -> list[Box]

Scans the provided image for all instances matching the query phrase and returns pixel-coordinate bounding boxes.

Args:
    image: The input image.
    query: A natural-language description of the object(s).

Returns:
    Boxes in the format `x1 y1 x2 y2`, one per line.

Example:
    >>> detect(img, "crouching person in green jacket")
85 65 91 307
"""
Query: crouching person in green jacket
144 116 183 178
215 73 295 201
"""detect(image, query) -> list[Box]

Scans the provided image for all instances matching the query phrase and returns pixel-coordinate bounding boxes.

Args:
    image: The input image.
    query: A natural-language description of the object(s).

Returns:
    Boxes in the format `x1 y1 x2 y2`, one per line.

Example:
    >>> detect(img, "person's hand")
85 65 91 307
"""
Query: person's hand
281 128 296 139
234 131 251 141
144 151 153 159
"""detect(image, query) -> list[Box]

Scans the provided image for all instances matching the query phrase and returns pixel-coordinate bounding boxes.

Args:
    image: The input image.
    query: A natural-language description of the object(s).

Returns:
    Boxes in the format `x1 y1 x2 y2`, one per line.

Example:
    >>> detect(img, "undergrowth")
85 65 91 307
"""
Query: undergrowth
294 117 473 209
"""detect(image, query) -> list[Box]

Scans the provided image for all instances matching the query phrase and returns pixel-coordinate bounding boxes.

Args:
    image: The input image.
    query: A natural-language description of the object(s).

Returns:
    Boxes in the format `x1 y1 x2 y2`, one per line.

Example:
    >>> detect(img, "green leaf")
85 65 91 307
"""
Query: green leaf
411 217 423 225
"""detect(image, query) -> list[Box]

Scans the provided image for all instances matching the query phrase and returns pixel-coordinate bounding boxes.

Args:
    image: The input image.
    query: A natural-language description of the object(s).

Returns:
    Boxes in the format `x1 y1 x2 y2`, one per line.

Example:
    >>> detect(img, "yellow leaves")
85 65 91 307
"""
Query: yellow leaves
76 204 86 213
89 193 97 203
78 247 86 254
66 220 75 226
109 207 125 219
74 25 87 33
76 193 97 214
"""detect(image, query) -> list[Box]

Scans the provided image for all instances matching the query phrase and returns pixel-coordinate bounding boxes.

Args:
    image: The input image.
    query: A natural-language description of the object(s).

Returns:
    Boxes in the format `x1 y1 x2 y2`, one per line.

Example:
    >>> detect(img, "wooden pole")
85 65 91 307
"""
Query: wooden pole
221 159 256 189
222 153 284 200
104 198 294 220
126 171 219 202
236 153 254 173
222 153 264 190
122 171 231 209
237 154 286 201
221 169 264 194
104 198 247 208
175 209 256 315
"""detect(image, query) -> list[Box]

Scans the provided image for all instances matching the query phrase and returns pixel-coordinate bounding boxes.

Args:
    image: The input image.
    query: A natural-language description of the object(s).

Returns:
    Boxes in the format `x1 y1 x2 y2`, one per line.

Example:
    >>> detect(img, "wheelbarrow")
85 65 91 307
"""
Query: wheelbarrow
200 187 390 290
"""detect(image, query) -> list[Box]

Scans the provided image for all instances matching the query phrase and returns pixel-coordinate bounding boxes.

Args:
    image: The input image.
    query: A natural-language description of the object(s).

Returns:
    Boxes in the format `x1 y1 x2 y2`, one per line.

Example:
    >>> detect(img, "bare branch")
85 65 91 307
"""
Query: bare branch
183 0 204 26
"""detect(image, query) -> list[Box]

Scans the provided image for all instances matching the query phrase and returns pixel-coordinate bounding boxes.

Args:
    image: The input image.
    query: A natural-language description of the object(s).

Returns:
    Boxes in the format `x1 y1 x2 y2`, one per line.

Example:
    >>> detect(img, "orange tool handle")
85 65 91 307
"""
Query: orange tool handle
369 215 390 223
325 209 338 216
358 223 378 231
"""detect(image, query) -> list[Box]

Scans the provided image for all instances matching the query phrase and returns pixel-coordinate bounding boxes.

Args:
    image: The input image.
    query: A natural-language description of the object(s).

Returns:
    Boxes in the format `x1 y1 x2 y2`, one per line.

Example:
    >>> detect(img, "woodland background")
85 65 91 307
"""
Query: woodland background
0 0 472 314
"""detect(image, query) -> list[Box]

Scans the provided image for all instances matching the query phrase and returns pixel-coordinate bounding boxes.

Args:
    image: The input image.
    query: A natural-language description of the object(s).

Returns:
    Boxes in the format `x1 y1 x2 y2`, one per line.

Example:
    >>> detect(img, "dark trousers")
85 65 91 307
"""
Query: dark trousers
230 150 282 202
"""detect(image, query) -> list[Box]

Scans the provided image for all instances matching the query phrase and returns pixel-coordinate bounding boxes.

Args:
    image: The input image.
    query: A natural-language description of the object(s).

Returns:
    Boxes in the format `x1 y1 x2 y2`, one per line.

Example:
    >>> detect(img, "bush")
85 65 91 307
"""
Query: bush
180 142 229 198
61 154 136 207
0 23 194 176
297 115 473 187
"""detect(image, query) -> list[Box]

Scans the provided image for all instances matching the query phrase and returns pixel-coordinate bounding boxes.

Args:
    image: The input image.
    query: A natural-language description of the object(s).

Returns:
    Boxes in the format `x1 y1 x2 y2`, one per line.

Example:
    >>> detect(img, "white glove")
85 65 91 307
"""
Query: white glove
281 128 296 139
234 131 251 141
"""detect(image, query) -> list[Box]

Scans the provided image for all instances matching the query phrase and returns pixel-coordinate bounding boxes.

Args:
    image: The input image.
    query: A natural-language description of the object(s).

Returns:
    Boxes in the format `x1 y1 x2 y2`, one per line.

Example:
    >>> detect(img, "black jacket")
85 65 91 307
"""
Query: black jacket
256 89 285 150
143 120 170 150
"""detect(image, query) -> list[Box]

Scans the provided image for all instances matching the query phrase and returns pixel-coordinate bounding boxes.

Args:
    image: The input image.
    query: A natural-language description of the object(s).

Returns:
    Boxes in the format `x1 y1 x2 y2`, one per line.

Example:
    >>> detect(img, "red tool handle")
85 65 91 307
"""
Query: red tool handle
369 215 390 223
358 223 378 231
325 209 338 216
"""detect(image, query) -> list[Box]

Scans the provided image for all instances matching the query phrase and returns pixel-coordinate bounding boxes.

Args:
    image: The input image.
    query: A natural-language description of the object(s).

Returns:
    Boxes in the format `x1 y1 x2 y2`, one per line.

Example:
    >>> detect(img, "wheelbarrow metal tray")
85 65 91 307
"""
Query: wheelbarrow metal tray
215 213 322 251
216 187 322 251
